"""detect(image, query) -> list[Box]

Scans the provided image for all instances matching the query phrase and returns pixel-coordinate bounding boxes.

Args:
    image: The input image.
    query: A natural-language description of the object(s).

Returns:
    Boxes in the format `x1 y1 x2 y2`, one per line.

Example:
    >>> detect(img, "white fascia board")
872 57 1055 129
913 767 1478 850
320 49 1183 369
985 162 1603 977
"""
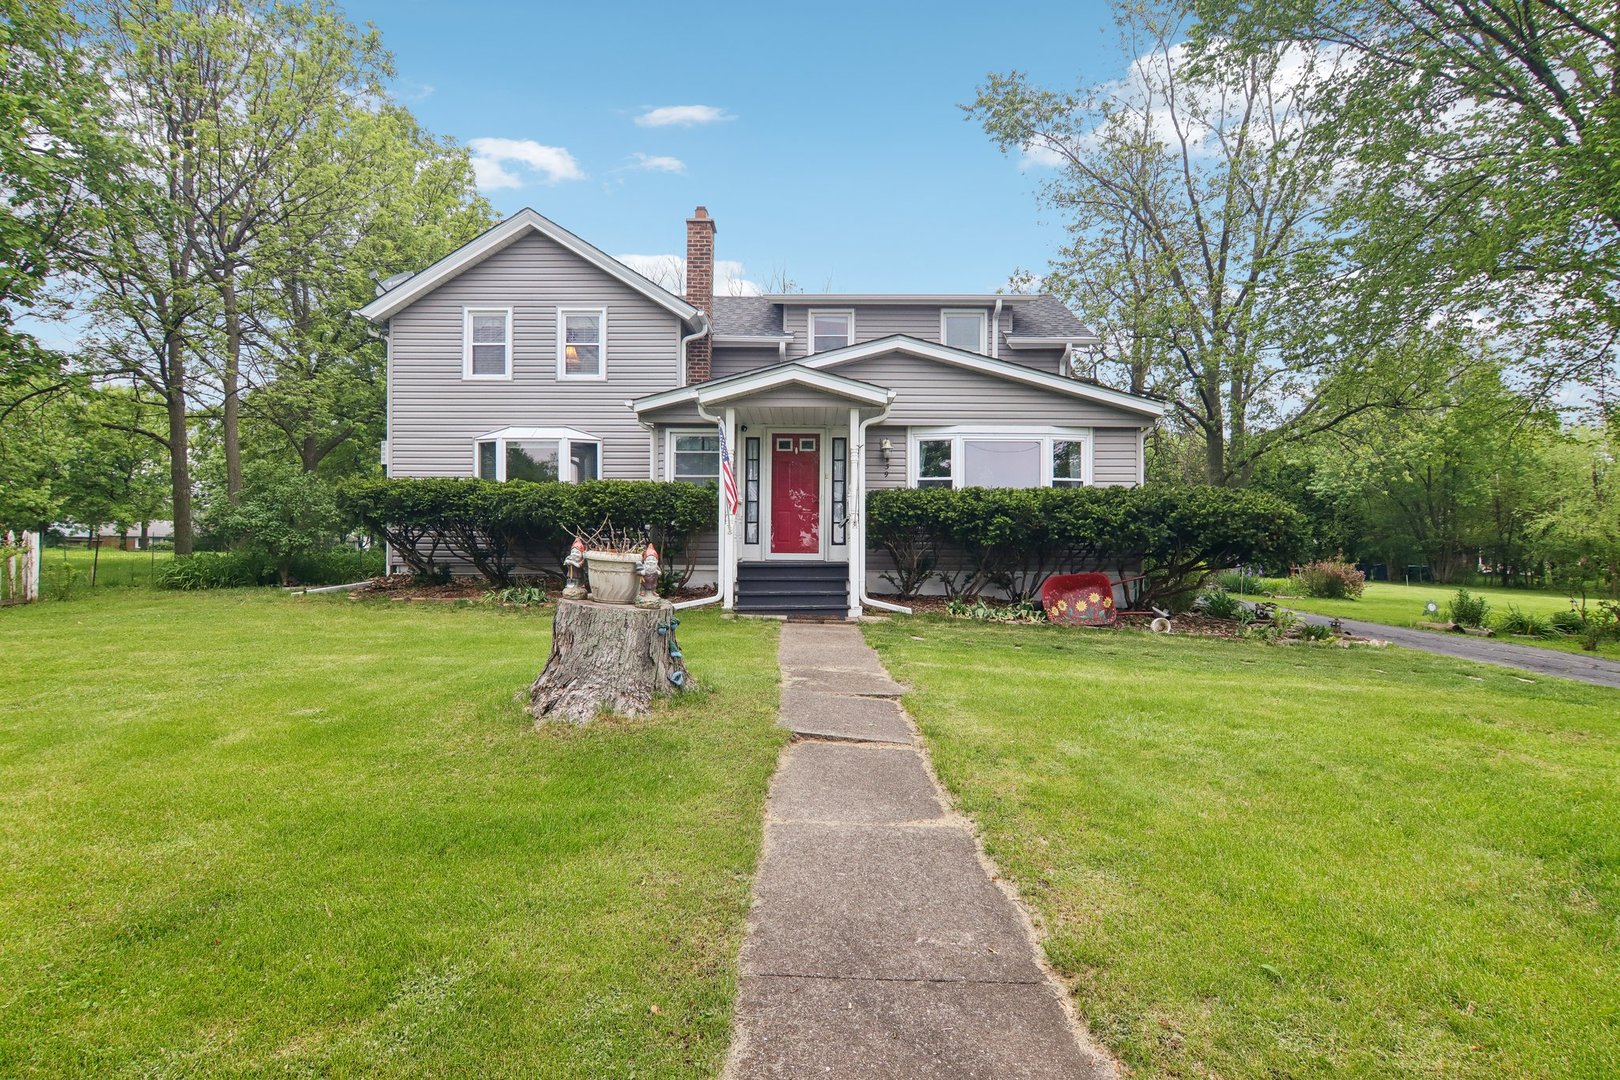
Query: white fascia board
476 425 599 442
800 335 1167 418
761 293 1047 304
630 364 891 414
713 334 794 344
1004 335 1102 348
357 208 701 325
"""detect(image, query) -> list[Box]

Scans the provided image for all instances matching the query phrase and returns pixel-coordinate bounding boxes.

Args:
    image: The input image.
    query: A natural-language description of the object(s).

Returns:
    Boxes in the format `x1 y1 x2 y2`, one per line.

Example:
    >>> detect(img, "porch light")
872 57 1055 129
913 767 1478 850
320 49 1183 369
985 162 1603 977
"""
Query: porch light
880 438 893 462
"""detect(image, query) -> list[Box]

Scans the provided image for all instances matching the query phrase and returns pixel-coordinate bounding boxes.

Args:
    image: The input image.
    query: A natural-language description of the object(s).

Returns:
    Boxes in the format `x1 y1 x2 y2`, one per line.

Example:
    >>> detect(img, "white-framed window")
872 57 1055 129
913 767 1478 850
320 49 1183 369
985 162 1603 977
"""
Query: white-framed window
473 427 601 482
463 307 513 379
666 429 720 484
941 309 988 353
907 427 1093 489
809 309 854 352
557 308 607 380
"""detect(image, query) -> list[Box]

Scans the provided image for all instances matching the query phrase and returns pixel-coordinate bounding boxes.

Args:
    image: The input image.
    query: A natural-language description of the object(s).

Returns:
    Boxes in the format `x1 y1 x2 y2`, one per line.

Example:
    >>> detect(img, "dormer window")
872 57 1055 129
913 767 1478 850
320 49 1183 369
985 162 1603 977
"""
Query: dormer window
810 310 853 352
942 309 987 353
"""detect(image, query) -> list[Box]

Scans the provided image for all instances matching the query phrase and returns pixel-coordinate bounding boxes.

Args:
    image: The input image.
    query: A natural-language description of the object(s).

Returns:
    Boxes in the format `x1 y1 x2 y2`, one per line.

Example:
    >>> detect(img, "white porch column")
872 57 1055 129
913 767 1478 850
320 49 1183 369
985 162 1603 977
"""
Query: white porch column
847 406 863 620
724 406 739 611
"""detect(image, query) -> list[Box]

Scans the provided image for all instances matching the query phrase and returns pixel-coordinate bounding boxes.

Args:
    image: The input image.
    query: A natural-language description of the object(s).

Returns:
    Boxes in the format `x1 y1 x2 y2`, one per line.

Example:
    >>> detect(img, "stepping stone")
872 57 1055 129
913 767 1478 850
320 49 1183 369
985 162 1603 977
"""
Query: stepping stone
742 822 1044 984
769 743 944 825
729 974 1115 1080
779 688 913 743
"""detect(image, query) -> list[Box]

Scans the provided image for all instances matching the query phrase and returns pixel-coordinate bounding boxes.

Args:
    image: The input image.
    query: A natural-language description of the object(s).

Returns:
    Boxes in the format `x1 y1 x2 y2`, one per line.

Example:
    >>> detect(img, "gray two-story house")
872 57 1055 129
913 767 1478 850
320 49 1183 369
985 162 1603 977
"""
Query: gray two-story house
358 206 1165 617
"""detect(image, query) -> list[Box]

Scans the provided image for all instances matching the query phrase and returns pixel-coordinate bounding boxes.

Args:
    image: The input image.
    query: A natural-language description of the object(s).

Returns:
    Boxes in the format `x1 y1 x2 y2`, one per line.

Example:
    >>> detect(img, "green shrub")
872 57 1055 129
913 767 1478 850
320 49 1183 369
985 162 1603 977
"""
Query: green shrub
1217 571 1294 595
866 486 1308 605
336 478 714 588
1549 610 1586 635
1447 588 1490 628
208 464 344 585
1199 588 1245 620
39 561 83 601
1494 605 1557 638
1298 622 1335 642
1578 602 1618 651
156 551 266 590
1296 560 1366 599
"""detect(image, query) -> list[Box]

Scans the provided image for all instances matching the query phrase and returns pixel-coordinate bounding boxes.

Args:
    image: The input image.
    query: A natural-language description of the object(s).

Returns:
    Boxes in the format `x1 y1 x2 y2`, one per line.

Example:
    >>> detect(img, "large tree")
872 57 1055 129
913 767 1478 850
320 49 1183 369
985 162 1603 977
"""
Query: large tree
969 7 1433 484
1194 0 1620 398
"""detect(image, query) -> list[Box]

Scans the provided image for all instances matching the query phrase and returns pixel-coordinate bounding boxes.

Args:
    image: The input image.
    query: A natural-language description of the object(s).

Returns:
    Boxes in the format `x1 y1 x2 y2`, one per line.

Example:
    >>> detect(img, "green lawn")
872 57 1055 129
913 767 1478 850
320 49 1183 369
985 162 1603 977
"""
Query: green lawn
866 618 1620 1079
1274 580 1620 658
44 546 174 589
0 590 784 1077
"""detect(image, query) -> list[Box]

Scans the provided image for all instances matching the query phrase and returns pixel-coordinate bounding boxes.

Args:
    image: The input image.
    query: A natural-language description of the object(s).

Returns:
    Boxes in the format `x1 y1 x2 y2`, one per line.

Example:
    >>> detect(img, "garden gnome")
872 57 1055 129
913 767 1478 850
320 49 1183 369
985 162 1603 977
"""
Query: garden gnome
562 535 587 599
636 542 661 607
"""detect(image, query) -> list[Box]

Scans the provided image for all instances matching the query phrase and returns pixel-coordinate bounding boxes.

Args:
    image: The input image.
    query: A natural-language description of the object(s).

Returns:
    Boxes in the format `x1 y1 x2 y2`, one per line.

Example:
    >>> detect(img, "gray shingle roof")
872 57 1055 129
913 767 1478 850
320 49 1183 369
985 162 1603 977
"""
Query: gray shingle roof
710 295 784 336
1008 295 1094 339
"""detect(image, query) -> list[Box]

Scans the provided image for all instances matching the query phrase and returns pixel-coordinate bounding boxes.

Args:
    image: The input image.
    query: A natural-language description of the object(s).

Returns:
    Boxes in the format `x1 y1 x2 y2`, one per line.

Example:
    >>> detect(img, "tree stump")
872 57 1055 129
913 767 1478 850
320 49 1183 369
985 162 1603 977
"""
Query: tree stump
529 598 691 725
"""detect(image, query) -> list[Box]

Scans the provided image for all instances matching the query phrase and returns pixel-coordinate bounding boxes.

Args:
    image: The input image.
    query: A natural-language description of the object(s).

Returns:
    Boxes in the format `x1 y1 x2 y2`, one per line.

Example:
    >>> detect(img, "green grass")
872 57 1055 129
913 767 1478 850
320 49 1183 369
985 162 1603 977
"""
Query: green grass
0 590 784 1077
865 618 1620 1079
1277 580 1620 658
43 546 174 589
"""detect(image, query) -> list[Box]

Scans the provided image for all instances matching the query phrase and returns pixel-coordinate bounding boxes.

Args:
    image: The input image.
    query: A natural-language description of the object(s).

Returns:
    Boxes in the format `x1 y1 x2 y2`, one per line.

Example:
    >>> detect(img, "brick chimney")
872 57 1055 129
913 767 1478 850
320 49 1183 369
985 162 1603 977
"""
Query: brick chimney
684 206 715 383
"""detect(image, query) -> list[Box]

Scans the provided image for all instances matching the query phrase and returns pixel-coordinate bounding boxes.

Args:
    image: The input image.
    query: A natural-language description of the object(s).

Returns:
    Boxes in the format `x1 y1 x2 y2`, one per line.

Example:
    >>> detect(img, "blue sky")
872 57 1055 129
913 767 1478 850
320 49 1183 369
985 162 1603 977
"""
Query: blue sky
343 0 1127 293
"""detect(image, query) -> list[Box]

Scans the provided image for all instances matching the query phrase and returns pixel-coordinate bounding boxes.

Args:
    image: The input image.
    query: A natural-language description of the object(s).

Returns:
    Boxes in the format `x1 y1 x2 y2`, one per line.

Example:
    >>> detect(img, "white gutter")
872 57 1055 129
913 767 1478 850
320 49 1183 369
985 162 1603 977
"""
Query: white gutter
675 312 711 388
854 399 911 616
673 399 732 611
991 297 1002 359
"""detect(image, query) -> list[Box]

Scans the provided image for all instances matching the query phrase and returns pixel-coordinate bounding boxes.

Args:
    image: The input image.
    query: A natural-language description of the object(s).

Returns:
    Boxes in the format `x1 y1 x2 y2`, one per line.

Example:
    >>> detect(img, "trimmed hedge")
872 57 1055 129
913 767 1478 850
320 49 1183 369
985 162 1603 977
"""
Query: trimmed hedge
336 478 715 586
866 485 1309 605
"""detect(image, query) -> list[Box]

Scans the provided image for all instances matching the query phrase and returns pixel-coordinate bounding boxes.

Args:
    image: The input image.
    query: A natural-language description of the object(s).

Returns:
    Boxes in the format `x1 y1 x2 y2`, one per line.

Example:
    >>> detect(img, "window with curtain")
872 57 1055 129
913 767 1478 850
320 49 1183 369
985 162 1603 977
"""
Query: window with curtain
910 431 1090 489
559 310 604 378
963 439 1042 488
465 309 511 377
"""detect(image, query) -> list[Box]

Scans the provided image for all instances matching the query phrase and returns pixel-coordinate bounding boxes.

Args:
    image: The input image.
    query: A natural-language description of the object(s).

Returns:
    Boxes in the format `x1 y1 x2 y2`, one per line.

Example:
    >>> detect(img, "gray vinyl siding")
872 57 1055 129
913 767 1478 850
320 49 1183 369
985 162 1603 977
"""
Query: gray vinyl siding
831 355 1146 428
780 304 1062 373
866 426 908 490
1006 347 1068 374
1093 427 1142 486
387 231 683 480
711 346 780 378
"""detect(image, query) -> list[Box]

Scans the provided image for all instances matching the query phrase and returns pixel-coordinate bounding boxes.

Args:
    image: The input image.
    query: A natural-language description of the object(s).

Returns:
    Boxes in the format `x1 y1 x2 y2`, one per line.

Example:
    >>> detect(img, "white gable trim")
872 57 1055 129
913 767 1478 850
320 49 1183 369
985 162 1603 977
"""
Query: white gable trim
357 208 700 324
630 363 892 414
800 335 1167 418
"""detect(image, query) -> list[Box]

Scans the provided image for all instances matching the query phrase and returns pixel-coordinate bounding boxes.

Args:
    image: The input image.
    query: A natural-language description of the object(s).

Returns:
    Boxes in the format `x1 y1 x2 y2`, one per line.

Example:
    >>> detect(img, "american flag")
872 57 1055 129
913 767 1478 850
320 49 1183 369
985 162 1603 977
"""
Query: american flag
719 430 739 515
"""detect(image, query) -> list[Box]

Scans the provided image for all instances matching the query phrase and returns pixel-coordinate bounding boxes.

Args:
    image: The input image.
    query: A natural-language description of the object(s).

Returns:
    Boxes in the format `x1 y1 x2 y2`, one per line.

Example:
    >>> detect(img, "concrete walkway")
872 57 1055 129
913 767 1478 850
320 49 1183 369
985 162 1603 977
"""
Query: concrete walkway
1287 610 1620 690
724 623 1116 1079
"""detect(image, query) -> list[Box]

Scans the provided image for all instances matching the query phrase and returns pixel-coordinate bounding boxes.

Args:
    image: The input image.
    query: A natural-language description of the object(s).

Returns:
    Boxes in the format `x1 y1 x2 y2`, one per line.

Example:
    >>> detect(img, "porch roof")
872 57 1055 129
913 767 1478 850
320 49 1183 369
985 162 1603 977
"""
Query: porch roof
629 362 894 417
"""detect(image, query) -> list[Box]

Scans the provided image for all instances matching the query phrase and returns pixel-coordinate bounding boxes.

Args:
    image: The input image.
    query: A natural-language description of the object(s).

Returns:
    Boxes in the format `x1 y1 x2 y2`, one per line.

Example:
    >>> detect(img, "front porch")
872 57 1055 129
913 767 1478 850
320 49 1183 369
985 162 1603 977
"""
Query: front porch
631 363 902 620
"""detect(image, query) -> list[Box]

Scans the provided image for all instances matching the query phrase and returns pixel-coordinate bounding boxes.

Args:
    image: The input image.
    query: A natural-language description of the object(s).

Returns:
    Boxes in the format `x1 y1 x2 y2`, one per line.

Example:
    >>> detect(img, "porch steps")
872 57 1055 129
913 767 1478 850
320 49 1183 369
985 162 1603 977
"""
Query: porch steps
736 562 850 618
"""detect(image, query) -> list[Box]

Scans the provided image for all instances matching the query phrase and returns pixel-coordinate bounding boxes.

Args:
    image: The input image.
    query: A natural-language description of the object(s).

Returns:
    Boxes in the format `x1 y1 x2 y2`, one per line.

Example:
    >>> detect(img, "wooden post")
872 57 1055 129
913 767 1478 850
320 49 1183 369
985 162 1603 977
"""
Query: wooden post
529 598 691 725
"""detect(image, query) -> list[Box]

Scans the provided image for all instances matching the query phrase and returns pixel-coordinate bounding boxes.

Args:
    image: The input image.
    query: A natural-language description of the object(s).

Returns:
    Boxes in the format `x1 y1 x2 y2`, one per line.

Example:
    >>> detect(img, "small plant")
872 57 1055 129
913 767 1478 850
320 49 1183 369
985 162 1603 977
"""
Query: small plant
1297 560 1366 600
488 584 547 606
1298 622 1335 643
1578 602 1618 652
40 561 83 601
1493 606 1556 639
1549 610 1586 635
1447 588 1490 628
945 596 1044 624
1199 588 1245 620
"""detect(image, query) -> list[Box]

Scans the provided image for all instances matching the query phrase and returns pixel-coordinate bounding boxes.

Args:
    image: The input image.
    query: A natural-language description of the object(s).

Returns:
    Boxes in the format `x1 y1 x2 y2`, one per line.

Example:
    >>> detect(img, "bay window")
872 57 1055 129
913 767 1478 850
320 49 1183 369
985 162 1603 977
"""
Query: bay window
474 428 601 482
908 428 1092 489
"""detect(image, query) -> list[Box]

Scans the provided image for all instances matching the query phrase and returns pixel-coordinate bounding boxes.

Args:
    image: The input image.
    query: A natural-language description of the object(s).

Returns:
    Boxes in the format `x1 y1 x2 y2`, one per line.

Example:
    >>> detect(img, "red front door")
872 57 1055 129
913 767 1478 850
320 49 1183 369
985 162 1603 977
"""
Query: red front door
770 433 821 555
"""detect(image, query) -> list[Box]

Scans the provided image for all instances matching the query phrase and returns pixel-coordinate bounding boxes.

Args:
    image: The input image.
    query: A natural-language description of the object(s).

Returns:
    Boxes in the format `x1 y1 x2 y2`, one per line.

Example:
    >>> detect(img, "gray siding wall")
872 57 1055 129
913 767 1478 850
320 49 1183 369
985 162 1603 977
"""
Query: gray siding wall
832 355 1148 428
779 304 1062 373
387 231 682 479
866 425 908 490
711 346 780 378
1006 347 1068 374
1093 427 1142 486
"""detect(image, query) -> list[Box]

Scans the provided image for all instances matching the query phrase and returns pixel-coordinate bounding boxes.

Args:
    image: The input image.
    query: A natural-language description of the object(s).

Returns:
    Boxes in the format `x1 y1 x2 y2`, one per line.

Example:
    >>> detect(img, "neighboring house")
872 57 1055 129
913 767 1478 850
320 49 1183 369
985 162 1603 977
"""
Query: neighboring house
358 207 1165 617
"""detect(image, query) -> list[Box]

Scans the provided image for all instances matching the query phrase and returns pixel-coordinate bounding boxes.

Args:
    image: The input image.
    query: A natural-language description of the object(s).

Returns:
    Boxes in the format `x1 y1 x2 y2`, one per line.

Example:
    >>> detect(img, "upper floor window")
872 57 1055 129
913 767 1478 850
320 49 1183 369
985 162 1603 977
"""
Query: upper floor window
910 428 1091 489
810 310 853 352
474 428 600 482
463 308 512 379
941 309 987 353
558 308 606 379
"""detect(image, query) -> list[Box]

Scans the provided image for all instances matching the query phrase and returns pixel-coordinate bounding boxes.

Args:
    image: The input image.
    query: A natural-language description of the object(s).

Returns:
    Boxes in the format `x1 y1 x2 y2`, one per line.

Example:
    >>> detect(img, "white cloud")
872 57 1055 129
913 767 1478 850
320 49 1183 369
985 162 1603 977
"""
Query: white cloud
1019 140 1071 171
628 152 686 174
467 137 585 190
634 104 733 127
616 253 762 296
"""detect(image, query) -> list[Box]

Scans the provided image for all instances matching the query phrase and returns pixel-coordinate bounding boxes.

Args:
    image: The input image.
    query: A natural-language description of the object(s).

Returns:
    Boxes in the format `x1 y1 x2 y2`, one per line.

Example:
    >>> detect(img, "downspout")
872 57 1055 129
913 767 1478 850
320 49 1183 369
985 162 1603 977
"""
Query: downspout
854 397 911 616
991 298 1002 359
674 397 730 611
676 312 709 387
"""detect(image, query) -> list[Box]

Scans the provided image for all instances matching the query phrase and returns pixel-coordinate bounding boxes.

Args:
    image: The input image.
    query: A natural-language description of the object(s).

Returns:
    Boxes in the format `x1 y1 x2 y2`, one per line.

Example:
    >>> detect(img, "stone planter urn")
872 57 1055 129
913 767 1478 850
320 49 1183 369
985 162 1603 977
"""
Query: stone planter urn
584 551 640 604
